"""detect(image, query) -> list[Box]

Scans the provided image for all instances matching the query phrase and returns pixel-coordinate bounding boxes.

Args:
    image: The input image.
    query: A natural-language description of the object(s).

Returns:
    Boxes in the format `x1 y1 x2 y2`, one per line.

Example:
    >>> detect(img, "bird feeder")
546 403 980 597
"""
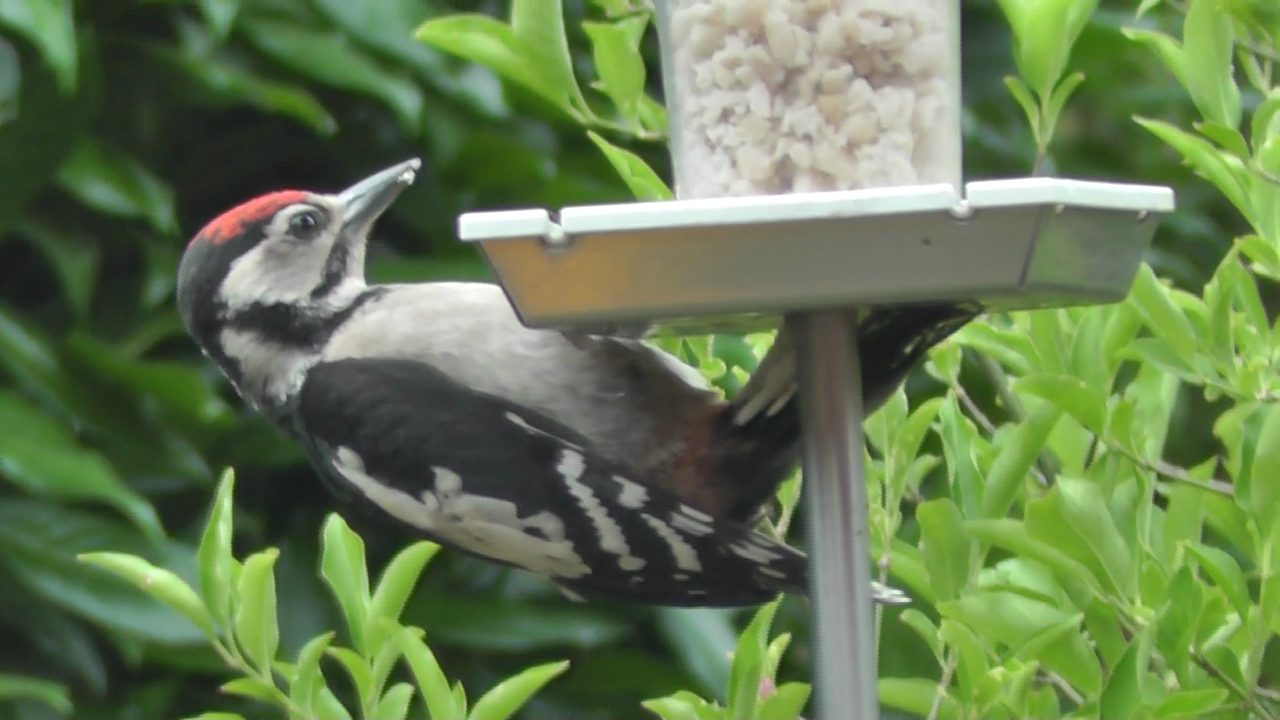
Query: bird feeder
457 1 1174 717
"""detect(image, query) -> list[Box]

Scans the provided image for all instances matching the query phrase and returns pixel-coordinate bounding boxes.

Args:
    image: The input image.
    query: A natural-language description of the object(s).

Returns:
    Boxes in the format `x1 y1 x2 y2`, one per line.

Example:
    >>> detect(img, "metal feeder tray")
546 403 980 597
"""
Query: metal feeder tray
458 177 1175 335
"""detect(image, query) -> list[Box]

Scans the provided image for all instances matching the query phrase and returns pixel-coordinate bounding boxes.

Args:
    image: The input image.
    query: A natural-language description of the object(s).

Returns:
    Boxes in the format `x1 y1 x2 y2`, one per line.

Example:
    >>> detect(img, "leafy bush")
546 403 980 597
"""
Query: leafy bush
0 0 1276 718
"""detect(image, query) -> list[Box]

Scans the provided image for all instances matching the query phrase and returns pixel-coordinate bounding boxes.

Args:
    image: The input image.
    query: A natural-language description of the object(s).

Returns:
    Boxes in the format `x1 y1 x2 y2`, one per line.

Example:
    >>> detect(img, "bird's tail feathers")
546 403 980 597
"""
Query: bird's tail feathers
711 304 981 522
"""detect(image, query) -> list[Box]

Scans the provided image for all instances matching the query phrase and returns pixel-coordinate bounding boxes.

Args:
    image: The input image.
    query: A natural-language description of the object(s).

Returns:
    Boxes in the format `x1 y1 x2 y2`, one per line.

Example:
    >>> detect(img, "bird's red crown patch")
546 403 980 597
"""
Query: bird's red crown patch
191 190 308 246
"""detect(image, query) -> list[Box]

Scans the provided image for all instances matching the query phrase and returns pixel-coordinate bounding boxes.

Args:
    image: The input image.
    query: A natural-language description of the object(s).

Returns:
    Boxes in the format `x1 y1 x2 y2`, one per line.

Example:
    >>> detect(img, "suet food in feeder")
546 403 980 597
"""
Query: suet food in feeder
656 0 963 198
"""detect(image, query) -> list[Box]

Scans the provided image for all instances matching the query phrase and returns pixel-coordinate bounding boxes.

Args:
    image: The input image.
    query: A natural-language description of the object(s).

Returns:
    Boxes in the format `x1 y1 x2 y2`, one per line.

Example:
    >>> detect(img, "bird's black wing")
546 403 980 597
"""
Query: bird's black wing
291 356 812 607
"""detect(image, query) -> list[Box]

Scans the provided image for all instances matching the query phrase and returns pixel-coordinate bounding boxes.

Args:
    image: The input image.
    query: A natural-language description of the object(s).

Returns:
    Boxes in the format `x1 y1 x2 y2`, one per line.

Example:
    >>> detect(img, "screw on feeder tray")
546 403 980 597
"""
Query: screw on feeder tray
453 0 1176 718
540 212 571 250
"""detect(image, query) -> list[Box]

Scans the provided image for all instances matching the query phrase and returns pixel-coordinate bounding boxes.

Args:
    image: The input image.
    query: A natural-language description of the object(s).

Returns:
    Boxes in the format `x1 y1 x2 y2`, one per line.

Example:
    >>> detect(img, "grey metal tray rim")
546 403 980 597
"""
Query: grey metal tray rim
457 177 1176 244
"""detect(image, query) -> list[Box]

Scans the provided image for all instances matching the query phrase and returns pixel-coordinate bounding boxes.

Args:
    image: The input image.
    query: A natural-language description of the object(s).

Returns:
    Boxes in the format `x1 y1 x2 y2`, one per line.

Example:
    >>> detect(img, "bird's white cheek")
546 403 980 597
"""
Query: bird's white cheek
220 240 329 311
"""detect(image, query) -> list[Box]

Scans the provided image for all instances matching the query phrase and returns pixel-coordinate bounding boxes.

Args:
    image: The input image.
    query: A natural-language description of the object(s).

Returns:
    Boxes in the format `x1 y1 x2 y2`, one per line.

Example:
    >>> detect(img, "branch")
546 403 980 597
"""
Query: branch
1106 442 1236 496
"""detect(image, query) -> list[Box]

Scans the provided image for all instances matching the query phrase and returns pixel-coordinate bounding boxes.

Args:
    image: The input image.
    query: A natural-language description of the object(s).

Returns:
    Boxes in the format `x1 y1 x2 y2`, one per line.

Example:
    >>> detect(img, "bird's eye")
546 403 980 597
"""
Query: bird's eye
288 210 323 239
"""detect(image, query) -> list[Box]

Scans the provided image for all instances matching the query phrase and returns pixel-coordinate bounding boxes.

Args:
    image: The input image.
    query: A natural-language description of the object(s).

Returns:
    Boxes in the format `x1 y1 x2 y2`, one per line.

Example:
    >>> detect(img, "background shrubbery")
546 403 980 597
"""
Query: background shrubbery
0 0 1277 718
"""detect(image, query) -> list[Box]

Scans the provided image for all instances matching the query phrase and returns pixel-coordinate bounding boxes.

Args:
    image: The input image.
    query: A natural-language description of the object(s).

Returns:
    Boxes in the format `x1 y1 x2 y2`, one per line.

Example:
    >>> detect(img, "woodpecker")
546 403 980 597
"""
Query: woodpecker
176 159 978 607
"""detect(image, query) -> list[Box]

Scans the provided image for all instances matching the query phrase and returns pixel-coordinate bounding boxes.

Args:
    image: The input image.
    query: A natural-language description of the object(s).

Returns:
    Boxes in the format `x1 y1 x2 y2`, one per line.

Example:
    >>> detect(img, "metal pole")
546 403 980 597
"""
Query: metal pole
792 309 879 719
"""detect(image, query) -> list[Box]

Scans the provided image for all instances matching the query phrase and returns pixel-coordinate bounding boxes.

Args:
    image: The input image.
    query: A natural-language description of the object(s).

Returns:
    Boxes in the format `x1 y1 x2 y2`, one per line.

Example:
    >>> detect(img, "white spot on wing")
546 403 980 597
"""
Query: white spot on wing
682 506 713 523
669 512 713 537
641 514 703 572
557 449 647 572
331 447 590 579
756 566 787 579
613 475 649 509
729 537 783 563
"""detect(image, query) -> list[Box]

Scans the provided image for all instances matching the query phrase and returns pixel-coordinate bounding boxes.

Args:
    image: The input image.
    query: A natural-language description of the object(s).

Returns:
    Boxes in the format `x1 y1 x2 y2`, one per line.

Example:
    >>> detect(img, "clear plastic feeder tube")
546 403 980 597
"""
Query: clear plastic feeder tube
653 0 963 199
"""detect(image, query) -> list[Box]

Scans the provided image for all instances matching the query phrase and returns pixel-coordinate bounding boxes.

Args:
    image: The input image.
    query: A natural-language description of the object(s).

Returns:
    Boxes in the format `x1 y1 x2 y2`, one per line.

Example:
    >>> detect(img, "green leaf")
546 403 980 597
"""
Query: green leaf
0 500 205 645
1025 478 1135 598
1154 565 1202 674
55 136 176 235
417 595 631 652
939 591 1099 693
397 626 460 720
326 647 374 712
198 469 236 632
1197 121 1249 159
879 677 961 718
1118 338 1200 384
1014 373 1106 434
1184 542 1251 618
917 499 973 602
1099 628 1153 720
313 688 353 720
1011 612 1086 666
509 0 589 116
220 677 278 705
898 608 943 664
888 397 944 496
198 0 240 40
367 541 441 649
1181 0 1242 128
288 632 335 716
1042 71 1086 141
1122 29 1189 93
1247 403 1280 538
0 31 99 236
76 551 215 639
1010 0 1096 99
372 682 416 720
469 660 570 720
586 130 672 201
981 403 1061 519
0 389 162 537
1135 117 1250 217
1004 75 1041 142
0 0 76 93
241 18 422 133
937 397 986 519
370 636 405 707
726 599 780 720
953 322 1036 375
641 690 722 720
1129 263 1199 359
234 548 281 672
416 15 569 117
319 513 370 654
758 682 810 720
148 46 336 135
1250 88 1280 153
0 673 72 715
1152 688 1231 719
65 333 232 425
938 619 989 698
12 219 99 320
583 18 647 123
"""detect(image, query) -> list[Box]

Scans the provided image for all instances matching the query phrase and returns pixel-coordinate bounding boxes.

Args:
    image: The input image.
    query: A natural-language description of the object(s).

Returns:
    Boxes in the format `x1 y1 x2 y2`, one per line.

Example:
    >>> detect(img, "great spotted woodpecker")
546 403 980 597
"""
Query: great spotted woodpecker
175 159 977 607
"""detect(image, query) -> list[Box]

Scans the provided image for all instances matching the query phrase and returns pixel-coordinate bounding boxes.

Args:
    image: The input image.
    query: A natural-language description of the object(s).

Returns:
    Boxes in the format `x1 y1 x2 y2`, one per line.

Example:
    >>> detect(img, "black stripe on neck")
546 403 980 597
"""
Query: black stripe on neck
311 242 351 300
224 286 387 349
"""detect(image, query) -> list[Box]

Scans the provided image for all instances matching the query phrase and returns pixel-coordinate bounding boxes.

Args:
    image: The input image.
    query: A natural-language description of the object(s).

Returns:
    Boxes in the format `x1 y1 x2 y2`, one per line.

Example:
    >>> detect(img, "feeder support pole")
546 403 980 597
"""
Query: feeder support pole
792 309 880 719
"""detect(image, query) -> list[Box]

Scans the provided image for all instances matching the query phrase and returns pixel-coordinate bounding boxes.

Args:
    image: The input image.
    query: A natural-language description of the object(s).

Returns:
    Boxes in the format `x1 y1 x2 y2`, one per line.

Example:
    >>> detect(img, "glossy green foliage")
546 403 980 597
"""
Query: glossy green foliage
0 0 1271 718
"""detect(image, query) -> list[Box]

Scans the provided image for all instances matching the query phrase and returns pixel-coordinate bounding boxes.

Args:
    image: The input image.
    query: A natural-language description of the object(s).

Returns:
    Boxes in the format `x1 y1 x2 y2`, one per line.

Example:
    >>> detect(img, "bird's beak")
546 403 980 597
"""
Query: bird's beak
337 158 422 239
